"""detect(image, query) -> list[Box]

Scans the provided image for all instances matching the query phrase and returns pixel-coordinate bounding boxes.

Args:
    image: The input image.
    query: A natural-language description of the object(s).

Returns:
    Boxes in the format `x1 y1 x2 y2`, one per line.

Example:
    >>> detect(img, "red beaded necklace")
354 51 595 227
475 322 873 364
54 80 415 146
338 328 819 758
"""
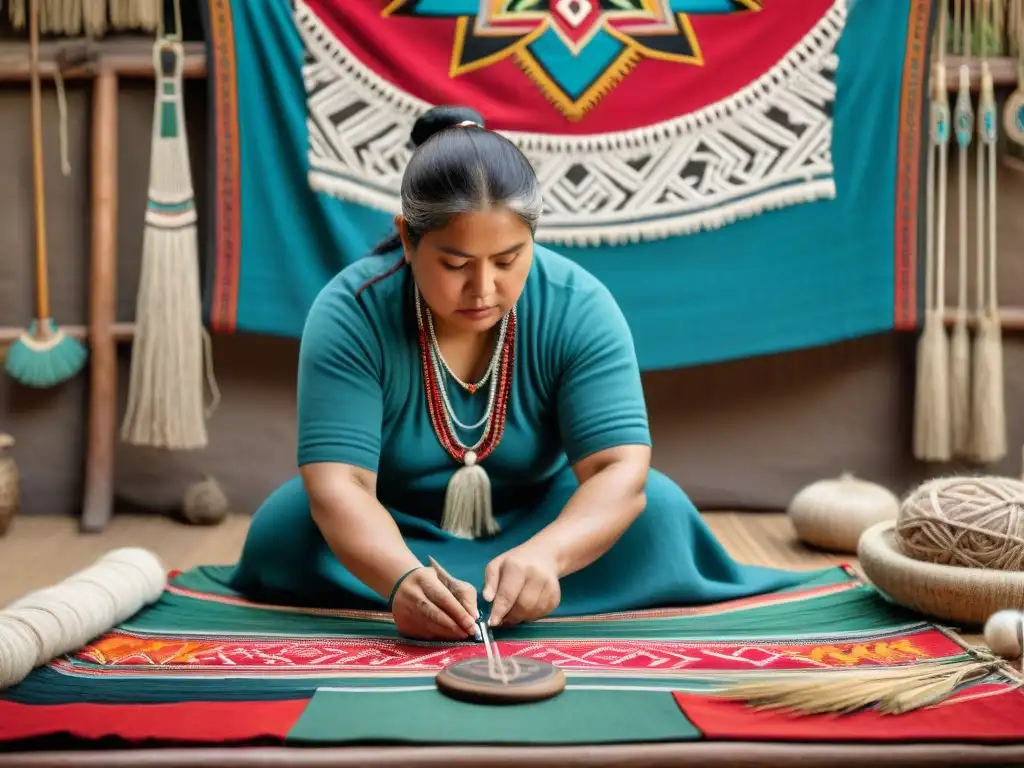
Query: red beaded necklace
416 297 516 465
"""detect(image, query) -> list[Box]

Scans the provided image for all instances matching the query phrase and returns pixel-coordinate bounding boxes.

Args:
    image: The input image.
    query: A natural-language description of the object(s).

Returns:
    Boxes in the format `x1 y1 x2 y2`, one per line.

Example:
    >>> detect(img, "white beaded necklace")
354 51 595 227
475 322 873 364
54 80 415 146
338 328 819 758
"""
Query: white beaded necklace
415 286 510 435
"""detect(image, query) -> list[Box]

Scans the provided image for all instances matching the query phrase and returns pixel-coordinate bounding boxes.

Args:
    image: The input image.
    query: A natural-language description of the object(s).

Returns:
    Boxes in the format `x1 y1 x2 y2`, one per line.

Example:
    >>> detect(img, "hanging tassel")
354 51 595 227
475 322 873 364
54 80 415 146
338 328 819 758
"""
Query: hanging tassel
715 652 1011 716
950 64 973 457
120 39 218 451
970 59 1007 462
441 450 499 539
914 58 952 463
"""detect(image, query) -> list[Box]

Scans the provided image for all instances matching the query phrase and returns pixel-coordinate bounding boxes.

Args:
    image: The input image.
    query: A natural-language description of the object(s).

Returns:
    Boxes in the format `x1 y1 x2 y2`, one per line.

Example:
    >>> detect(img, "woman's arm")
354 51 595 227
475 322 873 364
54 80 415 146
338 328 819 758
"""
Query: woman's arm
301 461 422 600
483 279 652 626
524 443 650 577
296 276 477 637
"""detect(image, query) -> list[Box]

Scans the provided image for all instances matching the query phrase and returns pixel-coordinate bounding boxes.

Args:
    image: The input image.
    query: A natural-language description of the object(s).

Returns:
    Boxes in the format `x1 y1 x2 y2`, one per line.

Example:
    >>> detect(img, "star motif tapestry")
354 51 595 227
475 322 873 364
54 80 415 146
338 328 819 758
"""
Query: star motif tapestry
200 0 934 374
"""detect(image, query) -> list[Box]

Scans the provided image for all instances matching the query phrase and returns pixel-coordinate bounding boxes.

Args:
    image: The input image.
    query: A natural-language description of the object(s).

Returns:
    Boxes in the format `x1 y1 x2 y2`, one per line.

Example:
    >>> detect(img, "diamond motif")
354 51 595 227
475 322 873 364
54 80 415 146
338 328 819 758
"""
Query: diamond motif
555 0 593 28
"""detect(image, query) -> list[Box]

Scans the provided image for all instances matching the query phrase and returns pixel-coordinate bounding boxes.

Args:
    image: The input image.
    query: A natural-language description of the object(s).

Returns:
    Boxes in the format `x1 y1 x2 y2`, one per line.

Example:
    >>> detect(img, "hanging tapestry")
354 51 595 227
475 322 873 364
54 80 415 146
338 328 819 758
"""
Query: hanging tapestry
3 563 1024 749
200 0 934 370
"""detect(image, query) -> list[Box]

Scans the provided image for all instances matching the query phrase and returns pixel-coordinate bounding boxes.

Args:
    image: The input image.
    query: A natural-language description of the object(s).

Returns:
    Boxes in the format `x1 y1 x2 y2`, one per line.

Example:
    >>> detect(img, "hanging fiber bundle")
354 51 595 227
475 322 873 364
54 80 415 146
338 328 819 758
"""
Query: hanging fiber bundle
950 63 973 457
6 0 161 37
970 58 1007 463
913 54 952 462
121 39 217 450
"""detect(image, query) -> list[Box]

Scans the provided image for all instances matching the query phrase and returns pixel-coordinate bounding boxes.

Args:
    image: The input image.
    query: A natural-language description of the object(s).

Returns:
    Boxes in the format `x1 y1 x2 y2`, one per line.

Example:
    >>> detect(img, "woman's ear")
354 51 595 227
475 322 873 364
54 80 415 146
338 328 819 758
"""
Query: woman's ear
396 215 412 263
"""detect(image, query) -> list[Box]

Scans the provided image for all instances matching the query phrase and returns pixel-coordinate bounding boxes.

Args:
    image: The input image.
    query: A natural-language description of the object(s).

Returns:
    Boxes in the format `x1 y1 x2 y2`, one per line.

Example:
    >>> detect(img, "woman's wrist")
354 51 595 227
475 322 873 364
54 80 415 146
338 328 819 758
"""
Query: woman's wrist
387 564 424 608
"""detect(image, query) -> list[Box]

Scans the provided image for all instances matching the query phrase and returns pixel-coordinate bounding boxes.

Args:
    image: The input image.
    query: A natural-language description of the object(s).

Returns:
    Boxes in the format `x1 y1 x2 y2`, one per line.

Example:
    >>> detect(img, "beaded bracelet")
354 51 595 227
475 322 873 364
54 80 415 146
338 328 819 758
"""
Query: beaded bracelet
387 566 424 610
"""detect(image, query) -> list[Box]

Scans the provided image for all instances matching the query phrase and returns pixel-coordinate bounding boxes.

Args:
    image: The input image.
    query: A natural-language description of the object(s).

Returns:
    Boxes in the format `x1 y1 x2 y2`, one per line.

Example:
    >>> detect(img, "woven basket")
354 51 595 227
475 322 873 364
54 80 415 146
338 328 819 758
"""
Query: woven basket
858 520 1024 626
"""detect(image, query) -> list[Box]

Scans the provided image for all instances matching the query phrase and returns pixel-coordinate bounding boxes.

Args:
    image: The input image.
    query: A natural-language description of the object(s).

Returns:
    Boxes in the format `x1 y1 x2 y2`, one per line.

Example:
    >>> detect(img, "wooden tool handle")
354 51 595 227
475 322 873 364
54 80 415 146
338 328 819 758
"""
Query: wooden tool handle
29 0 50 322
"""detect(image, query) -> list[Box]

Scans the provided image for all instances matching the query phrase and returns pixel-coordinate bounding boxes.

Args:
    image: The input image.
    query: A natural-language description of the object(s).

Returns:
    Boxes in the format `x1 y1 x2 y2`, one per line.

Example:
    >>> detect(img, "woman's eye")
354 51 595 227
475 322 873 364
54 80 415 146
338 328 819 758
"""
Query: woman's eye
443 261 467 271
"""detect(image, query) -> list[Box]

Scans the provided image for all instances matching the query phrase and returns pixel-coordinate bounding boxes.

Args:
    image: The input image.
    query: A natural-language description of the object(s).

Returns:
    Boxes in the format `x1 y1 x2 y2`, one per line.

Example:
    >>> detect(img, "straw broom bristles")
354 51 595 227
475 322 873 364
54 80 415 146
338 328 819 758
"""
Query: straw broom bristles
715 655 1008 716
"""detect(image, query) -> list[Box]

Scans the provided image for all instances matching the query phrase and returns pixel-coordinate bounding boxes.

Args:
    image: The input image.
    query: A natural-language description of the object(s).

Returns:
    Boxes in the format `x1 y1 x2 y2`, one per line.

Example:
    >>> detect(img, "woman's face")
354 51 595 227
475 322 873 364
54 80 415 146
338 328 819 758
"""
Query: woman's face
400 207 534 334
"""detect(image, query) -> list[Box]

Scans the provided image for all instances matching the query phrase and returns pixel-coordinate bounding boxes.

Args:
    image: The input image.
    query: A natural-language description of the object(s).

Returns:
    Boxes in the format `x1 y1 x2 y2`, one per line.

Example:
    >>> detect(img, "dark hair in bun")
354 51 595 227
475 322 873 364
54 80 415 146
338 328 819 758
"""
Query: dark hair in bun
410 104 484 147
371 105 541 255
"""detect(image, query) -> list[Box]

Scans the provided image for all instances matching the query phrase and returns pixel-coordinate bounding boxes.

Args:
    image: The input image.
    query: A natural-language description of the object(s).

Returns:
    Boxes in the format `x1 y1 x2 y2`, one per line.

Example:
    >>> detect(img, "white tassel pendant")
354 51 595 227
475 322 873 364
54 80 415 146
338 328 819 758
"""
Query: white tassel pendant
442 450 499 540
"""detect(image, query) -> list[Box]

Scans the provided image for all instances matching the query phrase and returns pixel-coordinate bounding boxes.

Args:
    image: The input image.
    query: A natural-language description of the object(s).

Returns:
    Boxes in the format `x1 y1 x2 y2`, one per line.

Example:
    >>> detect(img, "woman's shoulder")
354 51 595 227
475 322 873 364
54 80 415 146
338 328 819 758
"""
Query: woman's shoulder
529 244 618 313
310 256 407 316
303 255 407 340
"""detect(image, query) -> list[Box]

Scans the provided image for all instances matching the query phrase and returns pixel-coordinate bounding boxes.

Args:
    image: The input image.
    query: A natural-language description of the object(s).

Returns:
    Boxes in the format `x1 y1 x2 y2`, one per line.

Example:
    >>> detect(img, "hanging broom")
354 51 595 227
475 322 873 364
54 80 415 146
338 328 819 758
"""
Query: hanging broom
949 61 973 457
120 37 215 450
714 649 1013 716
4 0 88 389
970 55 1007 462
913 53 952 462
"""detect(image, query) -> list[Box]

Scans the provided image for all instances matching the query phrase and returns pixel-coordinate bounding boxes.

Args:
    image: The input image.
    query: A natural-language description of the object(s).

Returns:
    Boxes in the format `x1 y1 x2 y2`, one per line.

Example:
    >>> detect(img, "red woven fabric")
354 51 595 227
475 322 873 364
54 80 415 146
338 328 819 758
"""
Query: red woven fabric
674 684 1024 742
0 699 308 744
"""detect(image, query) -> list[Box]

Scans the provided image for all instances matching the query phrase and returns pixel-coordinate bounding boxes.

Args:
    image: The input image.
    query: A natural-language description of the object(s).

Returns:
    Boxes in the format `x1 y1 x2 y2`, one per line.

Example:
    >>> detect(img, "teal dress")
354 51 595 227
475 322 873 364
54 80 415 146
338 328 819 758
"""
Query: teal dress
228 245 818 615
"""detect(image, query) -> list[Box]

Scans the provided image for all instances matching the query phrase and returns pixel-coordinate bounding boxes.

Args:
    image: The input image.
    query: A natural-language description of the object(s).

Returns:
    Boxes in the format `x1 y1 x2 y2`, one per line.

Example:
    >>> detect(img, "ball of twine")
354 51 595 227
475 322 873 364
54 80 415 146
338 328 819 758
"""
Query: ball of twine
894 475 1024 571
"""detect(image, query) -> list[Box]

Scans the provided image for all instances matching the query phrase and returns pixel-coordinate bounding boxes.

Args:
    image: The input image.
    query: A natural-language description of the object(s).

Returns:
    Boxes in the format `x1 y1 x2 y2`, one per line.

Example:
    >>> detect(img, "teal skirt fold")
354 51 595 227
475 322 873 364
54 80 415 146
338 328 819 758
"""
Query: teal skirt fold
228 468 826 616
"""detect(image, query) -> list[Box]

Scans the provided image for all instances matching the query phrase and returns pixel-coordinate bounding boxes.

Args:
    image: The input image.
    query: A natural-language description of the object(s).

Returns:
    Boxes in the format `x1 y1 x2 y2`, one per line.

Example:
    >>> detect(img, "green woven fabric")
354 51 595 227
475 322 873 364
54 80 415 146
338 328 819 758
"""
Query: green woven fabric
286 688 701 745
127 566 921 641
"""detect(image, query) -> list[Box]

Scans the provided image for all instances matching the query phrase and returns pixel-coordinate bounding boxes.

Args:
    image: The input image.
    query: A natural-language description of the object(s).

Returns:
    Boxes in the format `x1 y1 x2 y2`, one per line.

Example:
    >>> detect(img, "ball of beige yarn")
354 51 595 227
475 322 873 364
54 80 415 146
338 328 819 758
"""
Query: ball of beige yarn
895 475 1024 570
787 473 900 553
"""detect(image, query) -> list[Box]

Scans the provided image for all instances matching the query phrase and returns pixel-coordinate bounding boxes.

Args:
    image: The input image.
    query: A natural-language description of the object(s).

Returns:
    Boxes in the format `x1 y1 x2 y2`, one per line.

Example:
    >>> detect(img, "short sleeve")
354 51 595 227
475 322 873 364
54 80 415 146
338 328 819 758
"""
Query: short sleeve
296 284 383 471
555 283 651 465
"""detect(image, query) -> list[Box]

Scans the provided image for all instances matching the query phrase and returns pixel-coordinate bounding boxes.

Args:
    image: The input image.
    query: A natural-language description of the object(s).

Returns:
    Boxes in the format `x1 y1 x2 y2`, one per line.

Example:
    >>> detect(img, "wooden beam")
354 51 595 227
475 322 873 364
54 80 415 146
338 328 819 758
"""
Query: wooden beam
943 56 1018 89
0 40 1017 89
81 68 119 535
0 38 207 81
0 322 133 345
938 307 1024 329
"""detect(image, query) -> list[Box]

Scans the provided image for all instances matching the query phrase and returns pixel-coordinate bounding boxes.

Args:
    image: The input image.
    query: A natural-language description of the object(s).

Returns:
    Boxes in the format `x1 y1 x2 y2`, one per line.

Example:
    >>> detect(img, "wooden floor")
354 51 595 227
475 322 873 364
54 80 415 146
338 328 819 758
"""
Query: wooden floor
0 510 852 607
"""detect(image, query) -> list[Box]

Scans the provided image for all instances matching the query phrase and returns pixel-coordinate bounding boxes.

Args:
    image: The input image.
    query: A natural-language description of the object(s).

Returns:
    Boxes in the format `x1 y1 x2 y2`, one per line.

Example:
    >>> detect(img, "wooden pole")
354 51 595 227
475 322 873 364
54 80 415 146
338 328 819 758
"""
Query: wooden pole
81 67 118 534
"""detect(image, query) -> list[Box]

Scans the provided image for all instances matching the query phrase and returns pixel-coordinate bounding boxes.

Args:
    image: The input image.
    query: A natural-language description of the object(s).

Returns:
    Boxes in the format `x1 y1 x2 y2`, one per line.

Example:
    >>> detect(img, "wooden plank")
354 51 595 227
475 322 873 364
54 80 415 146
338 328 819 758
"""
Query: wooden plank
0 38 207 80
80 69 120 534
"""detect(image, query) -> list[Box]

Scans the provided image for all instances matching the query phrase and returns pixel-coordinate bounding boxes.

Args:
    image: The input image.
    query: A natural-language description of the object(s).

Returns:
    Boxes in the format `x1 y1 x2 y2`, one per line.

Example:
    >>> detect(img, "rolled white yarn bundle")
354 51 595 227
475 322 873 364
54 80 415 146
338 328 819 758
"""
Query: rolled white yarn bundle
0 547 166 690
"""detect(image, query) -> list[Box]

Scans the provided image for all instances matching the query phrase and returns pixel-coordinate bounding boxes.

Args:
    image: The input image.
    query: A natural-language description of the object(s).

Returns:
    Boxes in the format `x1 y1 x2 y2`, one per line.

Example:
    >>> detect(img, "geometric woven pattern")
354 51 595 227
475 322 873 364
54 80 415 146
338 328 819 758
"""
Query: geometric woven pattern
296 0 846 245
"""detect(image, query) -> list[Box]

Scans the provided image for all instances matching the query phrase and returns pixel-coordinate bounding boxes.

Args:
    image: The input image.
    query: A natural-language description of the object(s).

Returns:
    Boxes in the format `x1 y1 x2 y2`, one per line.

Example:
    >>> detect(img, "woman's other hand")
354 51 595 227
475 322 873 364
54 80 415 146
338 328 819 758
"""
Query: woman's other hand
482 545 561 627
391 566 479 641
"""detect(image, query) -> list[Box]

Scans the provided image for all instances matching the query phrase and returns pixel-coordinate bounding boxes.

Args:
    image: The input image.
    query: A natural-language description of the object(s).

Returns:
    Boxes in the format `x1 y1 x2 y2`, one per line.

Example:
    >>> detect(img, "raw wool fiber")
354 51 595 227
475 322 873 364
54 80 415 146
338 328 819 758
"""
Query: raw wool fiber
6 0 162 37
0 548 165 690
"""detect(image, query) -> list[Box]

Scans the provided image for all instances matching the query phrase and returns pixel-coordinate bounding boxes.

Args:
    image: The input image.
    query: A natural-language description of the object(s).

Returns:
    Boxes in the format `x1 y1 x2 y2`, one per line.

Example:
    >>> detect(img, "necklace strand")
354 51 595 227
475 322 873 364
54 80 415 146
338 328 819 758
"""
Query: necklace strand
414 284 515 463
425 307 501 394
415 287 509 435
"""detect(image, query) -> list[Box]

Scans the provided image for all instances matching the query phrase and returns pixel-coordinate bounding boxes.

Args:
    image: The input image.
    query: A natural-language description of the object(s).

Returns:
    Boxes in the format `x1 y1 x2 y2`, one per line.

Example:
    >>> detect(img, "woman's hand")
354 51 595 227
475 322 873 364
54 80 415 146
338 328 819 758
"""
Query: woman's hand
391 566 479 641
482 544 561 627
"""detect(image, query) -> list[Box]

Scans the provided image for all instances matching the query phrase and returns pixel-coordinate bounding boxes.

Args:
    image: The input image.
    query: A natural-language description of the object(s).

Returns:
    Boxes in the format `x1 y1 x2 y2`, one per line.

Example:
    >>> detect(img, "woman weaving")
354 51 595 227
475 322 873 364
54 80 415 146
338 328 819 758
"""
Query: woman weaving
230 106 812 641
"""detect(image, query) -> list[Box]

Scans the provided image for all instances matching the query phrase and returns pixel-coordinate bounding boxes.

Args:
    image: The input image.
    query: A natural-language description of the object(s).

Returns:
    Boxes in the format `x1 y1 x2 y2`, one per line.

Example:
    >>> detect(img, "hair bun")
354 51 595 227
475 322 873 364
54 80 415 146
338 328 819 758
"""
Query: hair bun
410 105 485 147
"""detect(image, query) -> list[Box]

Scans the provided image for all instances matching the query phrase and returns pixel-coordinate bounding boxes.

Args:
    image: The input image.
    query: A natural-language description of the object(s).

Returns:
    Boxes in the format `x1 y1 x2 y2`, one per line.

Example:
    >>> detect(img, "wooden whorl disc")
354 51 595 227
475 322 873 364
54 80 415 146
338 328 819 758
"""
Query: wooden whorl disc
435 657 566 704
